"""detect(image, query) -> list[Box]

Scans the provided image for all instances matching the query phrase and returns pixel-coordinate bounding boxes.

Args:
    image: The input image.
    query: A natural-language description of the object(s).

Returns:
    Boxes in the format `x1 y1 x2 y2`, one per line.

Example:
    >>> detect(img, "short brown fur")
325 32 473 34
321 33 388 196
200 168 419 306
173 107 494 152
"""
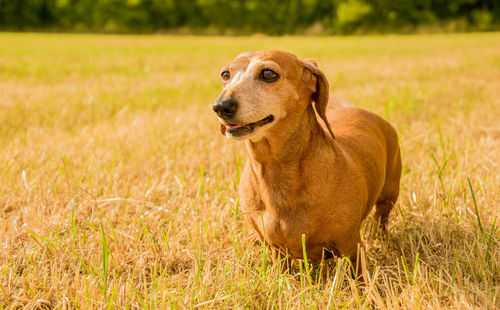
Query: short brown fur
214 50 402 261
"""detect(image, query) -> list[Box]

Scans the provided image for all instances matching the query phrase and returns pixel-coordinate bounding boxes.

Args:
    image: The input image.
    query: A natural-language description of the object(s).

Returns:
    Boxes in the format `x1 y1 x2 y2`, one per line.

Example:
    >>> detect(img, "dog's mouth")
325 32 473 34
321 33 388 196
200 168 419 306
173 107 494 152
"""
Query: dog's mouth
225 115 274 137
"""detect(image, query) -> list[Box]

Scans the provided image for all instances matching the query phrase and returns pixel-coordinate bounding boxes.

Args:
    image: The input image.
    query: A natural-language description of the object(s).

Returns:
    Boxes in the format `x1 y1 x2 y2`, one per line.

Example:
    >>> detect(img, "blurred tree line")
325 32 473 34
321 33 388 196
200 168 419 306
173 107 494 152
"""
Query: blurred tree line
0 0 499 34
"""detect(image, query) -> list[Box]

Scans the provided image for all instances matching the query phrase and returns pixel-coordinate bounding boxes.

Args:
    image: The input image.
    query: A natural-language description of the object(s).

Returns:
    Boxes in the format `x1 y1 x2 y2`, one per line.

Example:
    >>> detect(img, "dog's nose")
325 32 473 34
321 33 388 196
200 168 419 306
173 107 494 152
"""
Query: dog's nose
213 98 238 118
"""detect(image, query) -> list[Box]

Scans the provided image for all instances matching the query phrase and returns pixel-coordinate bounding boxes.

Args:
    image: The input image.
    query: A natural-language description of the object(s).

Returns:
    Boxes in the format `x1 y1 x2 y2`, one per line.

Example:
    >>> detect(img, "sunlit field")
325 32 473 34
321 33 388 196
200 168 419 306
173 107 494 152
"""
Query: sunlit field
0 33 499 309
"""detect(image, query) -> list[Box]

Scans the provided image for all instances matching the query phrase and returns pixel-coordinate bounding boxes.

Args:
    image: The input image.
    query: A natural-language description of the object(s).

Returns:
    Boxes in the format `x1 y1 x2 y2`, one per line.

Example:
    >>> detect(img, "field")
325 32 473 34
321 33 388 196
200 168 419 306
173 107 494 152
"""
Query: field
0 32 499 309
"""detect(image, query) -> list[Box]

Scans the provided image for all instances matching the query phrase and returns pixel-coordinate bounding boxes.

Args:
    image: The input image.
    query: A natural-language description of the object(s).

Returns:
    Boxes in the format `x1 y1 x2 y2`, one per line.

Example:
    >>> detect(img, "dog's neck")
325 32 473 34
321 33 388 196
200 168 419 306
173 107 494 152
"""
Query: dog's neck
245 104 333 171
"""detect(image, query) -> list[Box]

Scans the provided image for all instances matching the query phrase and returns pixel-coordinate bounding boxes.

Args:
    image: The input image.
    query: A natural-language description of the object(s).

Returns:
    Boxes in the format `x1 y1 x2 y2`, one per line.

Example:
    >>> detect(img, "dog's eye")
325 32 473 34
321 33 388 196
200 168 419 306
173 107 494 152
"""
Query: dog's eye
221 71 230 82
260 69 279 82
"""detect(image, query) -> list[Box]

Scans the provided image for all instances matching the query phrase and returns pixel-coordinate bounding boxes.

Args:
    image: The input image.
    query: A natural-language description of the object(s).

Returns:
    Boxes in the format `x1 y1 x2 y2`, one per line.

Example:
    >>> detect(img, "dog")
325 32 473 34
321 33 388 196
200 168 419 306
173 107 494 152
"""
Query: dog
213 50 401 262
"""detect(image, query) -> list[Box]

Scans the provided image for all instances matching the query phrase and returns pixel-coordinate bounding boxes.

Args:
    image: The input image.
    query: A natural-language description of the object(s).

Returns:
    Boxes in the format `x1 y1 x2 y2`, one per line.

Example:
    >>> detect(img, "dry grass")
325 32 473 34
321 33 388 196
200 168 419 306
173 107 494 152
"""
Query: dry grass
0 32 499 309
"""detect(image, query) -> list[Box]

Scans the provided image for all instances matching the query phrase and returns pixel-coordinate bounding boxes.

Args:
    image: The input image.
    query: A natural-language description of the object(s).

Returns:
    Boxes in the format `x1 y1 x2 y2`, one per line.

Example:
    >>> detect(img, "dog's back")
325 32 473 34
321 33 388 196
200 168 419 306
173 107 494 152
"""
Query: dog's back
327 99 402 224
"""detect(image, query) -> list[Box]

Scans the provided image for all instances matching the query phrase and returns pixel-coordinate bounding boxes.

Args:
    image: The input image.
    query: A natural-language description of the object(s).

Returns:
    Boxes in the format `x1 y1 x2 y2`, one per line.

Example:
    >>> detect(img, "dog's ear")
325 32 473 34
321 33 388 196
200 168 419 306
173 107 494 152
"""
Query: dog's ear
301 61 335 140
220 124 226 136
302 58 318 68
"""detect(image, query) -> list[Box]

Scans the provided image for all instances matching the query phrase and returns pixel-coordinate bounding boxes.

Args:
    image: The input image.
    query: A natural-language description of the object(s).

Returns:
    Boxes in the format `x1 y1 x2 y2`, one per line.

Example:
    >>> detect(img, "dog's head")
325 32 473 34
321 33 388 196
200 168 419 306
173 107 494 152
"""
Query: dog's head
213 50 333 141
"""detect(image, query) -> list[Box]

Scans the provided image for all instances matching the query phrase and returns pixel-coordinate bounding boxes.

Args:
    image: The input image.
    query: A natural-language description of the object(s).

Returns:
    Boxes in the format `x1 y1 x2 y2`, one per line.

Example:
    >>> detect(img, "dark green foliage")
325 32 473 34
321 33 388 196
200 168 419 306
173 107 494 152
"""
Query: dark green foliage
0 0 498 34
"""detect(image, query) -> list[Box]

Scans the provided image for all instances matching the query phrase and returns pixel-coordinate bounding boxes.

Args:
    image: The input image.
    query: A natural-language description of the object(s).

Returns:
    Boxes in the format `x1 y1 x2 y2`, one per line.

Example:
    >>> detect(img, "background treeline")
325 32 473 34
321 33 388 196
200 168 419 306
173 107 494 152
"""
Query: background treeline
1 0 499 34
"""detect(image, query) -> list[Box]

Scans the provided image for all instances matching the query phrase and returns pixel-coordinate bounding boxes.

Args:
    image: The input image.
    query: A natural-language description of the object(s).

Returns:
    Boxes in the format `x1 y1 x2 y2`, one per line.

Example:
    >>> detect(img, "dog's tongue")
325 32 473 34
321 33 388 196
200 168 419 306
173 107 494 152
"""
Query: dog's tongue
226 123 243 129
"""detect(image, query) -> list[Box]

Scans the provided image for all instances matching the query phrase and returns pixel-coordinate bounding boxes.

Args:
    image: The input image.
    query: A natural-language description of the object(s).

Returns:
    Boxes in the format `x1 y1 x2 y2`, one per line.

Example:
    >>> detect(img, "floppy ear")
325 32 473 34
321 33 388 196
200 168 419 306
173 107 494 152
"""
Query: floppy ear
302 58 318 68
220 124 226 136
301 61 335 140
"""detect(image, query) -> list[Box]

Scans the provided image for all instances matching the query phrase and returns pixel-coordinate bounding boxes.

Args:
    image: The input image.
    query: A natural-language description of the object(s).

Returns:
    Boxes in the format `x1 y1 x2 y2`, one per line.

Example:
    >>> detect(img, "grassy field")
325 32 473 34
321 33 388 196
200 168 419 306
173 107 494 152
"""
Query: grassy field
0 32 499 309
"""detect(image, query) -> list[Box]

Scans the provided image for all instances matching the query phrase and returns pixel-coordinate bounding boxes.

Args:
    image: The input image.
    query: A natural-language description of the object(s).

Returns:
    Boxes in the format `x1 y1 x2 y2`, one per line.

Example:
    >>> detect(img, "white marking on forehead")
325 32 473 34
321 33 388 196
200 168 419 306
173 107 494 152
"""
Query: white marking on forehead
226 57 265 88
245 57 264 74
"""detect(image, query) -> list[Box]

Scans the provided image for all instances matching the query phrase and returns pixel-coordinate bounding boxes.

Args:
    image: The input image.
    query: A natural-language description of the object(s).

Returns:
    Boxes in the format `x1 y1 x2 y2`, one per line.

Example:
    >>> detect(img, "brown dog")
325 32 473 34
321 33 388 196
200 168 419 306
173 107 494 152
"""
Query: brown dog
213 50 401 261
